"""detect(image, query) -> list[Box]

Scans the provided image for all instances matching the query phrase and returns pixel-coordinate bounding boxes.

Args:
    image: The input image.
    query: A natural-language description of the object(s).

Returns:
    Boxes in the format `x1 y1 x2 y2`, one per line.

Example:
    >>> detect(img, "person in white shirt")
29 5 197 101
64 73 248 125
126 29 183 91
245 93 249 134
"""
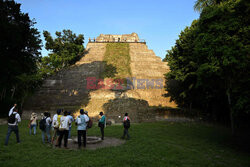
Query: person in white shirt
51 109 62 144
58 111 71 148
5 104 21 145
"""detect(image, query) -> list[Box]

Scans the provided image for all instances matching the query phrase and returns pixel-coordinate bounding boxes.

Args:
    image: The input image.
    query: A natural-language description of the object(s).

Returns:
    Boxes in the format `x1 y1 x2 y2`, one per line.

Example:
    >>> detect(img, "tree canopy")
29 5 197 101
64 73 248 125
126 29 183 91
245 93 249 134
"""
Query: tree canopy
40 30 84 76
0 1 85 116
165 0 250 133
194 0 226 12
0 0 42 116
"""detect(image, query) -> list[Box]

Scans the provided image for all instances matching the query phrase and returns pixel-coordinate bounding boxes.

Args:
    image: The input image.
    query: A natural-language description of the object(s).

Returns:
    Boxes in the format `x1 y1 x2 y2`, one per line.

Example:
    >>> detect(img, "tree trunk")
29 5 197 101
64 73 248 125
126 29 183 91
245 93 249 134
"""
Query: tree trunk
226 89 235 135
189 102 192 113
11 86 16 99
1 88 6 101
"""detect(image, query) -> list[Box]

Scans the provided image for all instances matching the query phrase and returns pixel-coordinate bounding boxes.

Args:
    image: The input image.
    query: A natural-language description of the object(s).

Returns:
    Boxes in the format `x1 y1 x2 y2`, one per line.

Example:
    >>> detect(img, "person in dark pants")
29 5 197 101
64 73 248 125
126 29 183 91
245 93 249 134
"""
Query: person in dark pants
98 112 106 140
76 109 89 149
58 111 71 148
67 111 74 139
58 130 69 147
122 113 130 140
5 104 21 145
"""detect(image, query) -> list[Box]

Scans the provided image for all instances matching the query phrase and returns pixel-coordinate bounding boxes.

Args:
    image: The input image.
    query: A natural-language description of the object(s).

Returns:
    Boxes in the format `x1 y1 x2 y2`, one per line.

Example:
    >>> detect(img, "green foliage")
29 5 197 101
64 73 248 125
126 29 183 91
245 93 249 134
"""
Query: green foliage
40 29 84 76
0 121 250 166
0 0 42 116
194 0 226 12
101 43 131 79
165 0 250 126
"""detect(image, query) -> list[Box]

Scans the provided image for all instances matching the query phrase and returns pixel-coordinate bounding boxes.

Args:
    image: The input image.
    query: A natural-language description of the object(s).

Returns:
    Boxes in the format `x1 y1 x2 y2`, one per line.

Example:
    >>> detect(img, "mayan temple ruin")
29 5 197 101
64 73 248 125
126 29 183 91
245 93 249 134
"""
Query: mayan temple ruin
23 33 176 122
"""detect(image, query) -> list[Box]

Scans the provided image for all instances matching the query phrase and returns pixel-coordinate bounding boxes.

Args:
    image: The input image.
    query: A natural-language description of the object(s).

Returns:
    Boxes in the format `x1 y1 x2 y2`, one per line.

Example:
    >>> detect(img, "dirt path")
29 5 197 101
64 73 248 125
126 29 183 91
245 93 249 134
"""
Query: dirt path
53 136 126 150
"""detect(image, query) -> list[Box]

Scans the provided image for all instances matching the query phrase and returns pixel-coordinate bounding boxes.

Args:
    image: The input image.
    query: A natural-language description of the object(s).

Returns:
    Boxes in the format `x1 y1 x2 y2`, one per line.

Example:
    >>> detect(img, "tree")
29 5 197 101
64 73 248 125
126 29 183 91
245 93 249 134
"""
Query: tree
194 0 225 12
40 30 84 76
0 0 42 116
165 0 250 133
164 21 199 110
195 0 250 133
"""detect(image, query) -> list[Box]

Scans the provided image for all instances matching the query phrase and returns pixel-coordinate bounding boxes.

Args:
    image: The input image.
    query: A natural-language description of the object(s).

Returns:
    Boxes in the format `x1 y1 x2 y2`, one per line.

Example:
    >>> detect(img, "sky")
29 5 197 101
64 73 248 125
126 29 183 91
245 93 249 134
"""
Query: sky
16 0 199 59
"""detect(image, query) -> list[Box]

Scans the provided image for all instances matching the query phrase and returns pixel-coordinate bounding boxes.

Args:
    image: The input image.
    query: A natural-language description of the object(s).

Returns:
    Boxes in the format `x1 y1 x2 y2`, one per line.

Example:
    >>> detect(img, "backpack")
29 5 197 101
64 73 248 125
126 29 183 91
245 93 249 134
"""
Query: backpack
39 117 47 131
87 118 93 128
8 113 17 124
124 119 130 128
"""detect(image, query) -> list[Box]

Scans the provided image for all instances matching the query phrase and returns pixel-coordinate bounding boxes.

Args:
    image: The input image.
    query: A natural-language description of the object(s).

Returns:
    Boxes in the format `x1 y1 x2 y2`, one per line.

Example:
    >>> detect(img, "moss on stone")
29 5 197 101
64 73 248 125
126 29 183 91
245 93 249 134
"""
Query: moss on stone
101 43 132 79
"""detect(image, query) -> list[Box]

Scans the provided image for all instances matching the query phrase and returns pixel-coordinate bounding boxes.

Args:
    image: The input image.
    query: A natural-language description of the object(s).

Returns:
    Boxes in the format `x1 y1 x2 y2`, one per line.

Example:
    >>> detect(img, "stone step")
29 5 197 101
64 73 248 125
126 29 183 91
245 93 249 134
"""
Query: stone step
130 61 168 67
131 58 162 62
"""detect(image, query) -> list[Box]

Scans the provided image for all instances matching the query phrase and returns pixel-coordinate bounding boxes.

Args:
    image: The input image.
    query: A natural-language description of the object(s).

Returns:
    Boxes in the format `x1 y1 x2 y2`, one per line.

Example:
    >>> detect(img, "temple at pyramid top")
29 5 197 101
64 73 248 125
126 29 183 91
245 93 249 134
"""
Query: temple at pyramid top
89 32 146 43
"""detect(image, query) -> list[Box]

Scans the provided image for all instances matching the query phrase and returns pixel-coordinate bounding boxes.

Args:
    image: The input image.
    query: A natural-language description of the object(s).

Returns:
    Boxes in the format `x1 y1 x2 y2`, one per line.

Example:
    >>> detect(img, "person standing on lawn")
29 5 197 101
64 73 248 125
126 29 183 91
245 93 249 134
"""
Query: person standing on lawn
76 109 89 149
58 110 71 148
122 113 130 140
51 109 62 144
67 111 74 139
5 104 21 145
29 112 38 135
98 112 106 140
41 112 52 143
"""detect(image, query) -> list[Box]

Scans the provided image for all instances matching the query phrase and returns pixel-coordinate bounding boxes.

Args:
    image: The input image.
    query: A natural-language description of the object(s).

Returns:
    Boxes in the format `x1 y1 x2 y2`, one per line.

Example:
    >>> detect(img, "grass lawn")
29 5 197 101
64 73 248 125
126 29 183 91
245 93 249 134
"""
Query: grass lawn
0 121 249 167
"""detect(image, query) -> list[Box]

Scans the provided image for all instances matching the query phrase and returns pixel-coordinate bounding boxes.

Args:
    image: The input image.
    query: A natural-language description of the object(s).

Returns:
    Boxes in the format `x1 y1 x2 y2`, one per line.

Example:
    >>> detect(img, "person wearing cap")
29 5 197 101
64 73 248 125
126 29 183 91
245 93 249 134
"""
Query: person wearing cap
76 109 89 148
29 112 38 135
98 112 106 140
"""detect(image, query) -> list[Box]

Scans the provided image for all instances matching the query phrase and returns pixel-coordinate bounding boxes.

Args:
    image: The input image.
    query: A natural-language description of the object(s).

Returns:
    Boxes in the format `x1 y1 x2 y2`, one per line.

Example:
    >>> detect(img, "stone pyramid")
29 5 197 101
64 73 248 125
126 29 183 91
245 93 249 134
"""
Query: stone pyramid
23 33 176 122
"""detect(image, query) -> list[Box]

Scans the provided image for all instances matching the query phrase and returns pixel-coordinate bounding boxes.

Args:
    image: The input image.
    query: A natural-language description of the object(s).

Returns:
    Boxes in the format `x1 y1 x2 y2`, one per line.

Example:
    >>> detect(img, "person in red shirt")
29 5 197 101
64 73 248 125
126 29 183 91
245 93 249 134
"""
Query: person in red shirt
122 113 130 140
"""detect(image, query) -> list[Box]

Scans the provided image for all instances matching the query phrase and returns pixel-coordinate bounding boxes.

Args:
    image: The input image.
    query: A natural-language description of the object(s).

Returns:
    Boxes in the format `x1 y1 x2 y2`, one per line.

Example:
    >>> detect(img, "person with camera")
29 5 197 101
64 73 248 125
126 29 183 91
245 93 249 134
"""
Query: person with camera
29 112 38 135
5 104 21 145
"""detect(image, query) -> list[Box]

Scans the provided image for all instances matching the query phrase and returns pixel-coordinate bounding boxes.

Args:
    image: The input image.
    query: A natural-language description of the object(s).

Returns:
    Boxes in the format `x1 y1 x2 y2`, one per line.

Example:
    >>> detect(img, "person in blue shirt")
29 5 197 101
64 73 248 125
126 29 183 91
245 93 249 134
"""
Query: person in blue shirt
98 112 106 140
76 109 89 148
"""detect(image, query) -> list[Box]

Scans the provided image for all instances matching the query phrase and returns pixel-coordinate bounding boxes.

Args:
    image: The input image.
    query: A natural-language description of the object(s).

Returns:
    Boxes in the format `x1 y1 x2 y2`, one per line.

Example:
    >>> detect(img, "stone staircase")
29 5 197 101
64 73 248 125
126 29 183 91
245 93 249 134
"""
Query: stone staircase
129 43 169 79
76 43 106 64
127 43 174 108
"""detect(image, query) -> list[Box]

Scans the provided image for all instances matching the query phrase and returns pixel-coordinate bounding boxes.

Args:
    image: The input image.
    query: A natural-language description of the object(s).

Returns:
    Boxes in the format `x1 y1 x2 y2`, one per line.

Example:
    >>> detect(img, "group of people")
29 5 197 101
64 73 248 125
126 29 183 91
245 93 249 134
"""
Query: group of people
4 104 131 148
33 108 90 148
